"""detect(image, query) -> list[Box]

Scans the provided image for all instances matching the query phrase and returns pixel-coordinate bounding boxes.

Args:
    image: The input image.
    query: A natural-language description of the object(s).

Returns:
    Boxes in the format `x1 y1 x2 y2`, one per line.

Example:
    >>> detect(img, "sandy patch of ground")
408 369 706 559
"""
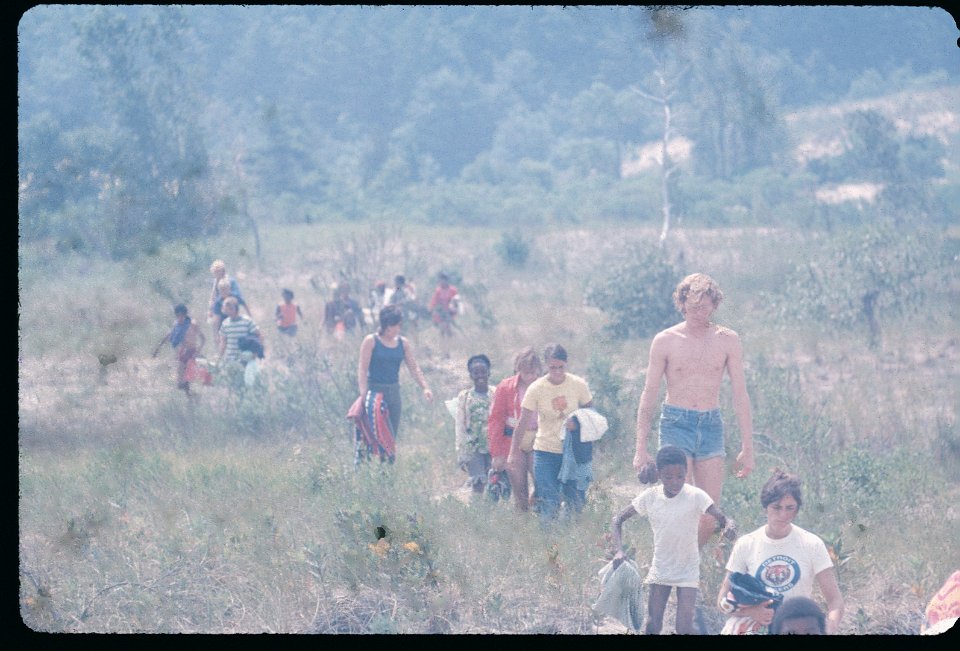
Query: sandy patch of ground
814 182 884 205
620 137 693 178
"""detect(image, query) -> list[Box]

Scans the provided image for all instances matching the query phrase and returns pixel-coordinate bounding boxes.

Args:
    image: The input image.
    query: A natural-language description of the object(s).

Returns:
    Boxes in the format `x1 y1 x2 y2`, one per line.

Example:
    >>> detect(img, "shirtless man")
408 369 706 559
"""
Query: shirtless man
633 273 755 547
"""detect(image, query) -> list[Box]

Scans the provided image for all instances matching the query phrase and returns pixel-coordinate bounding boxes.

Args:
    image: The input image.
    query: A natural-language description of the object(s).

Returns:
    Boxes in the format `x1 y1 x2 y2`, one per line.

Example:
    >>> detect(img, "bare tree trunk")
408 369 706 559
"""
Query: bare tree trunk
234 151 261 269
659 97 674 249
635 66 684 251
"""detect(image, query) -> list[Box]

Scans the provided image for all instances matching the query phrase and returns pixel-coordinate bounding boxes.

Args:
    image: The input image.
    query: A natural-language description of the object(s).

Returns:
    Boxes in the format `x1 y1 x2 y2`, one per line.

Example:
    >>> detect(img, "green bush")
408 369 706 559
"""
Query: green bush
584 245 679 339
494 230 531 268
767 220 931 348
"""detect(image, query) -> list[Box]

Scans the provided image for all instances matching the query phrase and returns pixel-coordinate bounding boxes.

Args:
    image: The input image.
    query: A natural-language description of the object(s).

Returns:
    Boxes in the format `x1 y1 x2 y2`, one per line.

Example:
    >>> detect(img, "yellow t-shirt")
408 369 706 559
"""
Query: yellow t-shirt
521 373 592 454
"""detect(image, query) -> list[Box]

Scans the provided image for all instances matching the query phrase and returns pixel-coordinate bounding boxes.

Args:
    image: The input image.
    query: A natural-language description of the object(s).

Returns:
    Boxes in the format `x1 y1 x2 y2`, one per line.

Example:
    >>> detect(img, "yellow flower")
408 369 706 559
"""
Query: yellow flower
368 538 390 557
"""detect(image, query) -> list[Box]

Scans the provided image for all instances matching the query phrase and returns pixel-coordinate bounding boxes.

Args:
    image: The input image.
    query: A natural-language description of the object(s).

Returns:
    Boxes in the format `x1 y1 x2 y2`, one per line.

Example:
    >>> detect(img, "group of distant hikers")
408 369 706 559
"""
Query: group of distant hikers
153 259 266 393
152 259 462 396
153 265 958 636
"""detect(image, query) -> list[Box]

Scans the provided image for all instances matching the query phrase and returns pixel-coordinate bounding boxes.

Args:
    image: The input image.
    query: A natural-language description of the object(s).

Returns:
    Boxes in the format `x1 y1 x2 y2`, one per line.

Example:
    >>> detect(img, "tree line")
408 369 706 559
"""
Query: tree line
18 6 959 257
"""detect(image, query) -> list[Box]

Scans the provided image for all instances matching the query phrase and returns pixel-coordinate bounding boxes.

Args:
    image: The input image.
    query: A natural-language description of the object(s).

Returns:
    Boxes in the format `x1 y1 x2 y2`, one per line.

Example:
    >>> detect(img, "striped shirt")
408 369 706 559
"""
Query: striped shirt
219 316 259 361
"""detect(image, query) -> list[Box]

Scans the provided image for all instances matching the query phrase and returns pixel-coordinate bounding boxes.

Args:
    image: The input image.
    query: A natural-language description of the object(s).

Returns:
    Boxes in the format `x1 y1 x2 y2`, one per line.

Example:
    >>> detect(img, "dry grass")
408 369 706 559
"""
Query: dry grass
18 220 960 634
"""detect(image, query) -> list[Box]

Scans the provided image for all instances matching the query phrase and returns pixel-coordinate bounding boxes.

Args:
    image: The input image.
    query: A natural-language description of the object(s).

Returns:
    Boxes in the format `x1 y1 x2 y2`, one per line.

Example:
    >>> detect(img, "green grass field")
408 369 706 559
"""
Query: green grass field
18 222 960 633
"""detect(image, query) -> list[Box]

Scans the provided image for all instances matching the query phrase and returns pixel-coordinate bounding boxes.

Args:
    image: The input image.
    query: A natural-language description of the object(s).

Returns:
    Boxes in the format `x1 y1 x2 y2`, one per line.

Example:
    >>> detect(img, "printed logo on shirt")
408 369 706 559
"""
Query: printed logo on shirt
757 555 800 593
551 395 568 415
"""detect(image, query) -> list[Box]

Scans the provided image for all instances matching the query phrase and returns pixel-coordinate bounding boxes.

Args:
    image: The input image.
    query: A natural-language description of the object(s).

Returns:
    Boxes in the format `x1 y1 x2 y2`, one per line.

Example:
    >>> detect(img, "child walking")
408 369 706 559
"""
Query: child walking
452 354 496 495
611 445 735 634
152 304 206 396
276 288 304 336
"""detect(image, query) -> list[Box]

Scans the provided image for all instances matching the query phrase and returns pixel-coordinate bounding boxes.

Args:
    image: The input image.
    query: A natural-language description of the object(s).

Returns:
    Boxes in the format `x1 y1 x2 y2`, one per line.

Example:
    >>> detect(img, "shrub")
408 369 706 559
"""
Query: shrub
584 245 679 339
494 230 531 268
766 220 931 348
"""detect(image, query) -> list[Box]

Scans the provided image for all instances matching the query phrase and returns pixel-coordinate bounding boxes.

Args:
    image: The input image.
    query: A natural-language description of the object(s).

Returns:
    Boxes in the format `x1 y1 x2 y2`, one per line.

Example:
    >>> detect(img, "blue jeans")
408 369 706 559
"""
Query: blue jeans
534 451 585 520
658 404 725 461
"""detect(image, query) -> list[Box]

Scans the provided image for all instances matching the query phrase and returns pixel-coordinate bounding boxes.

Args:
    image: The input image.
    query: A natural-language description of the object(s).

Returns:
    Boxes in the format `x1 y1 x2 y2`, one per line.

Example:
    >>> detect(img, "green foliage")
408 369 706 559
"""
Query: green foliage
494 230 531 268
685 15 790 179
584 245 680 339
457 281 497 330
584 354 625 443
768 221 931 347
933 415 960 483
69 6 218 258
19 7 960 250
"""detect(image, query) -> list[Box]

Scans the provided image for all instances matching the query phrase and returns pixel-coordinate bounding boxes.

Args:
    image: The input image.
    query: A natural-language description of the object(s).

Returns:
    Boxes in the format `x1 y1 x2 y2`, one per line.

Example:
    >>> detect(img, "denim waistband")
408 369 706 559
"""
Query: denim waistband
662 403 721 418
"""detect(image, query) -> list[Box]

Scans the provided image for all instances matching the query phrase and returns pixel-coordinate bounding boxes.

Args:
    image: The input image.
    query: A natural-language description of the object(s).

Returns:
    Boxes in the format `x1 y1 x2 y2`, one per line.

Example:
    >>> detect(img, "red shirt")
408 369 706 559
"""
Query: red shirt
429 285 458 312
487 374 537 458
276 302 298 327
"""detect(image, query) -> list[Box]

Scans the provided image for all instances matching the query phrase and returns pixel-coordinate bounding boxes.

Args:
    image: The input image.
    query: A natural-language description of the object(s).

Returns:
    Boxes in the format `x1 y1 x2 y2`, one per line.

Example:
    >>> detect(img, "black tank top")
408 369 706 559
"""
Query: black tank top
368 335 404 384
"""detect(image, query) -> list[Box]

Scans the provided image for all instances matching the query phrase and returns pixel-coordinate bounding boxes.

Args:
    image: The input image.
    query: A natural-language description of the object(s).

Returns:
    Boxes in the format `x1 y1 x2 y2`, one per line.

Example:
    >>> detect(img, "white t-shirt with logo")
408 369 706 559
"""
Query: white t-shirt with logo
721 523 834 634
725 524 833 598
631 483 713 588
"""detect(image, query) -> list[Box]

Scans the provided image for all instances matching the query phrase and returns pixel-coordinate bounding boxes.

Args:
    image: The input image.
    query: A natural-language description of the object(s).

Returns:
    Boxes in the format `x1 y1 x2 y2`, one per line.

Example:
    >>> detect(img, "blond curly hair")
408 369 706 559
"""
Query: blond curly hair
672 273 724 313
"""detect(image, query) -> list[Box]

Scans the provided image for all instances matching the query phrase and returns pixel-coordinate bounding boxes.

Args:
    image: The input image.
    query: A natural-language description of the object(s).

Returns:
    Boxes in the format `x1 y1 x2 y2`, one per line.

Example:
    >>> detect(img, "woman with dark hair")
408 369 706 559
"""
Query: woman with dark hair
355 305 432 462
508 343 593 521
489 347 543 511
717 469 844 634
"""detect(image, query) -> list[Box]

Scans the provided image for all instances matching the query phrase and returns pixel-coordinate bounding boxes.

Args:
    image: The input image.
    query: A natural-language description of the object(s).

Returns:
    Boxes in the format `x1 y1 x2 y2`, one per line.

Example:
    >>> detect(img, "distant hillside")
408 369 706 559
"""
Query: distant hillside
786 86 960 162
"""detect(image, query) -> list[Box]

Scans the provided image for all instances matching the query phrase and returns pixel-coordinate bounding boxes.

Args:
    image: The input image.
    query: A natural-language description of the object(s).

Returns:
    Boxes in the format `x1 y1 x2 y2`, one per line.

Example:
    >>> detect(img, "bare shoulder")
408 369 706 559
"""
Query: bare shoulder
654 323 685 344
715 324 739 339
714 325 743 355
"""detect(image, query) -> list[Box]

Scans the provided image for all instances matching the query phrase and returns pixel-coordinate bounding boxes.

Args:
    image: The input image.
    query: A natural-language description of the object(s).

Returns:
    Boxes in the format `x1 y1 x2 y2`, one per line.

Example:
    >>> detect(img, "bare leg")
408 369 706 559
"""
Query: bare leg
645 584 671 635
210 315 223 345
527 453 536 508
507 451 530 512
691 456 725 547
675 587 699 634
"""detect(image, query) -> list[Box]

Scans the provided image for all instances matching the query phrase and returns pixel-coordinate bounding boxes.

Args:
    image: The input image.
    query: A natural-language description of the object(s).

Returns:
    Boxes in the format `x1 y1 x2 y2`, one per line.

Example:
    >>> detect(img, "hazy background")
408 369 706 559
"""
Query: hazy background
19 6 960 257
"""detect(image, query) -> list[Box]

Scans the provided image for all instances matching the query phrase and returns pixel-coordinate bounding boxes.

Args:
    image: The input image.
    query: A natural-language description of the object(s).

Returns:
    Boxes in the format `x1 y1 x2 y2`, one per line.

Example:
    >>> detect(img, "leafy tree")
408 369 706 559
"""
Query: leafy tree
398 67 495 180
584 245 680 339
770 221 930 348
685 13 789 180
75 6 213 257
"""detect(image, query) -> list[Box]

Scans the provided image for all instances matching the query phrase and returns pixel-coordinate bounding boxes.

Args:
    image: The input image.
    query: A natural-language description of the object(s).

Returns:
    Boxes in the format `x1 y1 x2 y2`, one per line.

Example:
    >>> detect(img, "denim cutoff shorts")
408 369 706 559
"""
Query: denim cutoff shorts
658 403 725 461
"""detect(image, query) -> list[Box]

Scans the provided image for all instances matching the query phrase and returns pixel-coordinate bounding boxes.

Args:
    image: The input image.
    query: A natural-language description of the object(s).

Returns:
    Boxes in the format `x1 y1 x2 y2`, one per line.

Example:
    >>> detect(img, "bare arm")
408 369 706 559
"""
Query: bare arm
611 504 638 564
725 331 755 478
403 338 433 401
716 572 776 625
815 567 844 634
454 391 469 467
152 333 170 357
507 407 534 466
357 335 374 396
705 503 727 532
634 334 668 470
